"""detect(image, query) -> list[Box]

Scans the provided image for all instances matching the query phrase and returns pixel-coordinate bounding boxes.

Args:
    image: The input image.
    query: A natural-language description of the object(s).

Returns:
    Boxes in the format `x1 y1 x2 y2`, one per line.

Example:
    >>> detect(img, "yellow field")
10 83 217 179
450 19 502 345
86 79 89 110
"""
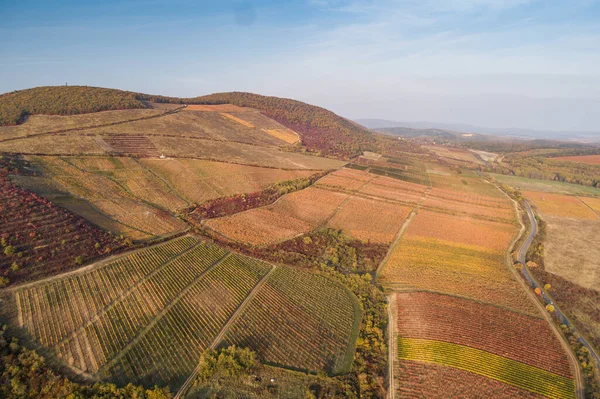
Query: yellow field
524 191 599 220
578 196 600 215
379 237 537 315
398 338 575 399
263 128 299 144
220 112 255 128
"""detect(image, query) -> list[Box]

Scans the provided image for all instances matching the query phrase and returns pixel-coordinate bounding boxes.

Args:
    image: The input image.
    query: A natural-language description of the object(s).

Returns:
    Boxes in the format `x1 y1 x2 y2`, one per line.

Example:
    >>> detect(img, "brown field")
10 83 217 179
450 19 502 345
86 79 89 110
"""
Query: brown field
524 191 599 220
423 196 515 222
396 360 546 399
0 135 106 154
542 214 600 290
328 197 411 243
316 174 369 191
371 175 429 194
408 210 515 251
0 109 164 140
140 158 316 205
359 183 423 205
425 145 484 165
554 155 600 165
182 104 251 112
429 186 510 207
333 167 374 182
220 112 255 128
395 292 572 377
204 187 349 245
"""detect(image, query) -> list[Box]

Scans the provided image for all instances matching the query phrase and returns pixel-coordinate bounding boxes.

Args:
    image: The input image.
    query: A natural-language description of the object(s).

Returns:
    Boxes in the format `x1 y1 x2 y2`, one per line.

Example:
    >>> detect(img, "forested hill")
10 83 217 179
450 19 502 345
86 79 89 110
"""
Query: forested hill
0 86 413 159
0 86 148 125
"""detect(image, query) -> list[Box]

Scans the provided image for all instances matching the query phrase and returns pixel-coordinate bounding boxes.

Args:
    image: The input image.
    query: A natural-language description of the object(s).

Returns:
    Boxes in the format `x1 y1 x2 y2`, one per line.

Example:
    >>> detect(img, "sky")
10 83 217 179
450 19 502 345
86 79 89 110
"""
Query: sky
1 0 600 132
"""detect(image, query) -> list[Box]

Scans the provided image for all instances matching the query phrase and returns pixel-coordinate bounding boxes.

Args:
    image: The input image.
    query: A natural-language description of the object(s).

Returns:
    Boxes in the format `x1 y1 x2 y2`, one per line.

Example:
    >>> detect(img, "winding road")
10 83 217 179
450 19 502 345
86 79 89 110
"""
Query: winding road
519 199 600 369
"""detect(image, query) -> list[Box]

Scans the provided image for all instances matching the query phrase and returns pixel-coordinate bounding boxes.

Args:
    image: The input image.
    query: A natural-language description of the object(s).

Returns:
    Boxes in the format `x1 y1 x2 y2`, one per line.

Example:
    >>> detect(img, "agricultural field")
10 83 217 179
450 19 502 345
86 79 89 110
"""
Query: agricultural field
524 191 599 220
1 235 359 391
29 156 186 239
0 108 166 141
17 156 323 240
540 215 600 290
396 360 547 399
204 168 425 246
490 173 600 196
220 266 360 375
397 338 575 399
425 145 485 165
423 195 515 222
0 158 126 286
395 292 572 377
204 187 349 245
379 236 537 314
406 210 515 251
553 154 600 165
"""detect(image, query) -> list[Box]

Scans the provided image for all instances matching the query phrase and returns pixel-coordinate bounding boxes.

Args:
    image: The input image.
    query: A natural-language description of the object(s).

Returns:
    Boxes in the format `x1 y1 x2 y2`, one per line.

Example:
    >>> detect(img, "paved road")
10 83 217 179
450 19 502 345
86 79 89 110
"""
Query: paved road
519 199 600 368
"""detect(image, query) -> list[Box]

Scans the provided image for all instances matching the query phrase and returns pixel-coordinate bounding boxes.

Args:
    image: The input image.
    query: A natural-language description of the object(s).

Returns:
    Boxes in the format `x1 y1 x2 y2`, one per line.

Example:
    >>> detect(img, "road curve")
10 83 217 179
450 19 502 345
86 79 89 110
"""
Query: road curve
519 199 600 368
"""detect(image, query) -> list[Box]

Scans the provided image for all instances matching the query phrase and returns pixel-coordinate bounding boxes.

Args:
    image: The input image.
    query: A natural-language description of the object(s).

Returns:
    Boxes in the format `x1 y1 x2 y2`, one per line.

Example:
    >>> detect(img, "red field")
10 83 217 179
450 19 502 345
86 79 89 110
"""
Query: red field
0 161 125 286
554 155 600 165
396 292 572 377
396 360 546 399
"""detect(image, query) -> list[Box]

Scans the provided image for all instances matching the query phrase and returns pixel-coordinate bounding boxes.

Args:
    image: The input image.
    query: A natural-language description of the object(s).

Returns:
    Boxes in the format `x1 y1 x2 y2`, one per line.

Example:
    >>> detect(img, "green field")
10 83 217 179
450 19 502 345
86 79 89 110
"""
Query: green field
491 173 600 196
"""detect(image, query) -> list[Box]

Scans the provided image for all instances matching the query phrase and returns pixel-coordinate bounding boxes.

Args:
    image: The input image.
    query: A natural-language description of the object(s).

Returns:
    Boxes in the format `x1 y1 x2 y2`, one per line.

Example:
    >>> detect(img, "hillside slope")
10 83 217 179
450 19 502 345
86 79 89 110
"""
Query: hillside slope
0 86 148 125
1 86 391 159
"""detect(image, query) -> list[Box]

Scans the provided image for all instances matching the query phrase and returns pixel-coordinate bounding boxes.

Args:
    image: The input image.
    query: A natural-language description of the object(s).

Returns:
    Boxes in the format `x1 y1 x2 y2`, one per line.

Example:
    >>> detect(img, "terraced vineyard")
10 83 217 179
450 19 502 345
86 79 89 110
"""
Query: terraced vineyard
6 235 360 391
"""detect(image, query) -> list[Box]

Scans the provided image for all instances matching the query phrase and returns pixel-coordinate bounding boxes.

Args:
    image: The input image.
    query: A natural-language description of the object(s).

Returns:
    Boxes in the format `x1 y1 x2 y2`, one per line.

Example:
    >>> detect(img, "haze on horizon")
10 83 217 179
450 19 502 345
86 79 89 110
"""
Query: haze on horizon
1 0 600 132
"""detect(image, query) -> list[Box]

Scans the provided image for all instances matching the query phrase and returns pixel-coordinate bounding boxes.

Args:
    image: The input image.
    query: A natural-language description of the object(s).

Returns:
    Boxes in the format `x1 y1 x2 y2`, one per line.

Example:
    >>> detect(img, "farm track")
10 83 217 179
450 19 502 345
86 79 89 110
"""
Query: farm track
97 252 231 375
374 185 431 399
53 243 203 349
173 264 277 399
0 106 185 143
498 186 584 399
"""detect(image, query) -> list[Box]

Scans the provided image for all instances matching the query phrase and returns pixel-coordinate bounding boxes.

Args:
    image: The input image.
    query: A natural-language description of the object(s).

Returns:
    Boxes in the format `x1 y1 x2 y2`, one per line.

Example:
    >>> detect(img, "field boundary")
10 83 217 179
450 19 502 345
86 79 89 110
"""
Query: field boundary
173 264 277 399
97 252 231 375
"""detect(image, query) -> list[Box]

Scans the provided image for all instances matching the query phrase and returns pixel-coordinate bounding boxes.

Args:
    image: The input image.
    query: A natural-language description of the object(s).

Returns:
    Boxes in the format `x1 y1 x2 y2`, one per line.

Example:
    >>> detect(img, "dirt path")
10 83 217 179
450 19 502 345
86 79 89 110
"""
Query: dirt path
387 293 397 399
173 264 277 399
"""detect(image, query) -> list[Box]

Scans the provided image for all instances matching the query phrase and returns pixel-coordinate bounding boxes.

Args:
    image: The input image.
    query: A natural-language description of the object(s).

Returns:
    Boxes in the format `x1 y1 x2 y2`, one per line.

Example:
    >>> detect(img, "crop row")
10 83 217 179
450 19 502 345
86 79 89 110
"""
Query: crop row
397 338 576 399
53 242 229 372
17 236 198 347
395 292 572 377
380 237 538 315
102 253 270 388
396 360 546 399
222 267 357 374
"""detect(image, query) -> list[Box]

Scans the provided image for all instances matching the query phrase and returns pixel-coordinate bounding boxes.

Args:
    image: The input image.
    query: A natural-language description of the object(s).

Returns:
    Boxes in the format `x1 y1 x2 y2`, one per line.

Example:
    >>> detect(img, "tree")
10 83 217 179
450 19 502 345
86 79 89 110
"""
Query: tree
544 283 551 291
3 245 15 256
0 276 9 288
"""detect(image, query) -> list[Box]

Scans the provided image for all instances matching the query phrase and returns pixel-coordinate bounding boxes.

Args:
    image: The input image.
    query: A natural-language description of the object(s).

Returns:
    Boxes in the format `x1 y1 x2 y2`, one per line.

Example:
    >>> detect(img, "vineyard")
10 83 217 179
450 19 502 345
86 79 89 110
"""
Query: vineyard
553 154 600 165
395 292 572 377
102 135 160 157
7 235 360 390
0 156 126 286
406 210 516 251
204 168 426 246
524 191 599 220
397 338 575 399
221 266 360 375
396 360 547 398
379 237 537 314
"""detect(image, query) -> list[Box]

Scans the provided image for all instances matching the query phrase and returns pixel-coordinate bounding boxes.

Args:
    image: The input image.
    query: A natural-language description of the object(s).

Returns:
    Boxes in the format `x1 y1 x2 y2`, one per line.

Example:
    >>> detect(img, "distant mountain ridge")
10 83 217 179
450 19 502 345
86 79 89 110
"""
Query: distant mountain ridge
356 118 600 143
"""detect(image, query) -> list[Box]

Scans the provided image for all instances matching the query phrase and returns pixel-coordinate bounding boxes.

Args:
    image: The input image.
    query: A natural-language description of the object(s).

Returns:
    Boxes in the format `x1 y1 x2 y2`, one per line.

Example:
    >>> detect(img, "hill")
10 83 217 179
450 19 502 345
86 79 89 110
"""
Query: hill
0 86 148 125
0 86 421 160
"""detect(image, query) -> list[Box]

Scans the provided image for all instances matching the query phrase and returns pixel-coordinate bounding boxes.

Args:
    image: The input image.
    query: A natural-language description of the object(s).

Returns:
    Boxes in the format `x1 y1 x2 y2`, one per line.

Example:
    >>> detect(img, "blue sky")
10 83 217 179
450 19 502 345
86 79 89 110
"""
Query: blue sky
2 0 600 131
